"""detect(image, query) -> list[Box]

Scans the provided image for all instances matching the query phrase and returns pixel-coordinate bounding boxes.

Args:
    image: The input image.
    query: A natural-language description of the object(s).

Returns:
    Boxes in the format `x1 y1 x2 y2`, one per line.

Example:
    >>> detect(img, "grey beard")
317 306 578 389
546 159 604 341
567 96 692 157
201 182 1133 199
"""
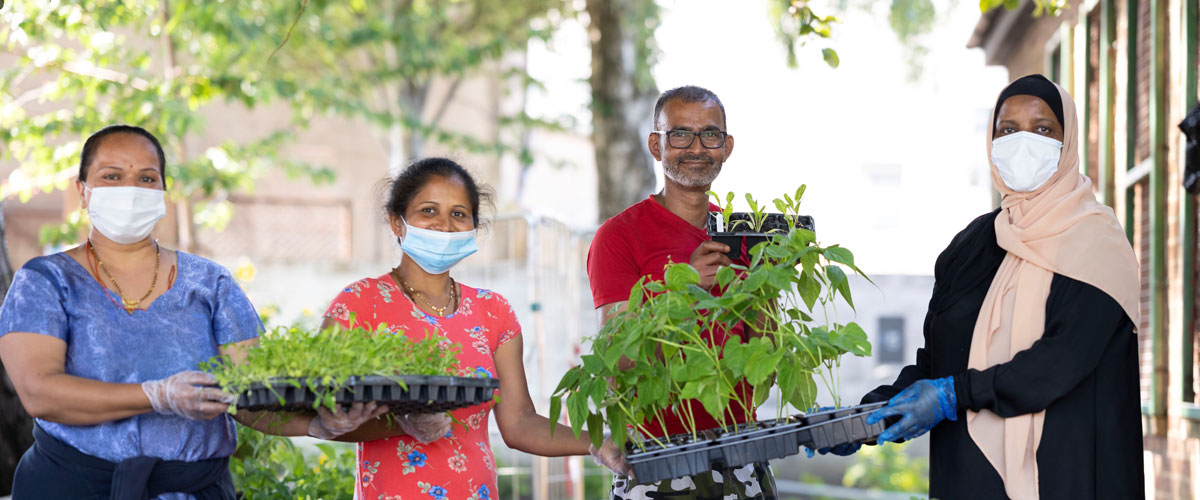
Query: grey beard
664 162 721 188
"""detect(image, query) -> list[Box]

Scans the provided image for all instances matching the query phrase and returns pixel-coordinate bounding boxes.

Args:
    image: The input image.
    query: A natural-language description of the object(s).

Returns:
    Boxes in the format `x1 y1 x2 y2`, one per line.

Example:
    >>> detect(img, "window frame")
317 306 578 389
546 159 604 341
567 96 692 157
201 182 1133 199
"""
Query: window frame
1177 0 1199 419
1123 0 1168 420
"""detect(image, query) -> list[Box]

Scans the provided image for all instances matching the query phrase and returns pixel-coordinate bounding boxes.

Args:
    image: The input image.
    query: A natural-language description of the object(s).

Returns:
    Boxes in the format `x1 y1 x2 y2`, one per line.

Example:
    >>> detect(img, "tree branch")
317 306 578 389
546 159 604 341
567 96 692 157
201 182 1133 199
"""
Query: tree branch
269 0 309 62
425 77 462 131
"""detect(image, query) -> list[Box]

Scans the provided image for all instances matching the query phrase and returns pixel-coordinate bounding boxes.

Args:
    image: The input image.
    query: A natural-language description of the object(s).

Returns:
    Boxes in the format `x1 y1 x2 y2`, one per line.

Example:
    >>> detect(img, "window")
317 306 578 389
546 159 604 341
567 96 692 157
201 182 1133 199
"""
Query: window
876 317 906 365
1084 7 1102 189
1048 42 1063 84
1190 200 1198 402
1133 178 1153 401
1181 0 1200 411
1134 0 1153 164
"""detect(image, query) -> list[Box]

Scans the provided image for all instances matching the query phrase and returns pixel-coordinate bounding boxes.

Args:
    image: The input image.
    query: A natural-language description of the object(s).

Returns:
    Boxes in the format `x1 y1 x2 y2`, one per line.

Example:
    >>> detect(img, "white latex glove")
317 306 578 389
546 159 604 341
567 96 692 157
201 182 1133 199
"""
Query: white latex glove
589 439 634 477
141 371 236 420
397 412 452 444
308 402 389 440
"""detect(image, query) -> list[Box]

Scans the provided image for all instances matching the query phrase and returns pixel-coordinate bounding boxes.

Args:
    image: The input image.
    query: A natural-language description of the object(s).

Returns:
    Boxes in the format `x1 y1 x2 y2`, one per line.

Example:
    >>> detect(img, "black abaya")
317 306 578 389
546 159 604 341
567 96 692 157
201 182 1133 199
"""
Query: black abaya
864 209 1144 500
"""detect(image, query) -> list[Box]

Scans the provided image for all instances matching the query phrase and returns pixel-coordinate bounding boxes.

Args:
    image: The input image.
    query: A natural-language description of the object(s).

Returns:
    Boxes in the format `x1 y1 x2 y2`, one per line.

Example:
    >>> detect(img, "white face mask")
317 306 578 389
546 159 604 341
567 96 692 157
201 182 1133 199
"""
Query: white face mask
84 184 166 244
990 131 1063 192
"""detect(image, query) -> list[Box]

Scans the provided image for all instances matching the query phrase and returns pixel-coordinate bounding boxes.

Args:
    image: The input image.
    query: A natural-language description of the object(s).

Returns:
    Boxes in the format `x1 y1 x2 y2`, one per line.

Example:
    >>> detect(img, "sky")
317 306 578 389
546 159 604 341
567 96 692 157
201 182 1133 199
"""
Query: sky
518 0 1011 275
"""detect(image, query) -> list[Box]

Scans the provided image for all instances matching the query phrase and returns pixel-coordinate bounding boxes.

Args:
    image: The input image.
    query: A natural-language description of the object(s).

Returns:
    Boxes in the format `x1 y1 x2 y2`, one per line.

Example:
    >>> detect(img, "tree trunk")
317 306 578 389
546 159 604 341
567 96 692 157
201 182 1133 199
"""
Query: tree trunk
0 201 33 496
586 0 658 222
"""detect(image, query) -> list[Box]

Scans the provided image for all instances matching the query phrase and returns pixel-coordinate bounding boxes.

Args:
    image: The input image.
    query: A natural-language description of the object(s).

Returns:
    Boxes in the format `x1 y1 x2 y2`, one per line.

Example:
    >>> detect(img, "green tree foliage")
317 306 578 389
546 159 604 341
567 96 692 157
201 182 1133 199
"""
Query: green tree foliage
239 0 568 169
842 440 930 494
769 0 1068 72
981 0 1068 17
0 1 336 248
1 1 569 246
769 0 842 68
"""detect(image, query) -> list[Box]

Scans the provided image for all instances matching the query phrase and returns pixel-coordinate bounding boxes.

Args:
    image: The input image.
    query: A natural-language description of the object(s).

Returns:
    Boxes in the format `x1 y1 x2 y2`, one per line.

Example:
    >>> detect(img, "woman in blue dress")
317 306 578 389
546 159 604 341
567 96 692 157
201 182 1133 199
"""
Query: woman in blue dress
0 125 383 499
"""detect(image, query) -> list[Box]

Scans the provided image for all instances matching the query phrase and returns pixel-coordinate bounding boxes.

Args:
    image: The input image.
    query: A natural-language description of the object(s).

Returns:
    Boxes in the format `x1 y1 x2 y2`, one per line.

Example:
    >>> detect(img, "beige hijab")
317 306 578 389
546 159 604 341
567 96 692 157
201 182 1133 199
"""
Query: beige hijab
967 77 1140 500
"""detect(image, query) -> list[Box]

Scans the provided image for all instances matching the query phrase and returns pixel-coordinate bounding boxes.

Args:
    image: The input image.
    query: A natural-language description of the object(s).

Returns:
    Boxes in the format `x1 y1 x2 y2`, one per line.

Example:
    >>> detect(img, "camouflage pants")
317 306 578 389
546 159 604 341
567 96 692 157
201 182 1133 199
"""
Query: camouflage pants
610 462 777 500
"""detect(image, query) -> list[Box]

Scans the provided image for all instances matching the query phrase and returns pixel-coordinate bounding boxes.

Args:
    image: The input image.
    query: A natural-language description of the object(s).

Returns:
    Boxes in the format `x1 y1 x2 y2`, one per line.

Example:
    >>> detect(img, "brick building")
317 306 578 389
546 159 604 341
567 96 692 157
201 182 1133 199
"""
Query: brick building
968 0 1199 497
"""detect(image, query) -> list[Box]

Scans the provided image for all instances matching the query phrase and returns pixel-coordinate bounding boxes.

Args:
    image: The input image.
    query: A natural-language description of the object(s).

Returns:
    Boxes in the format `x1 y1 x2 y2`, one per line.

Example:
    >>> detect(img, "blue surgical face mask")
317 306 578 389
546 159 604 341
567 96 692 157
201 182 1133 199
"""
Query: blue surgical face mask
397 218 478 274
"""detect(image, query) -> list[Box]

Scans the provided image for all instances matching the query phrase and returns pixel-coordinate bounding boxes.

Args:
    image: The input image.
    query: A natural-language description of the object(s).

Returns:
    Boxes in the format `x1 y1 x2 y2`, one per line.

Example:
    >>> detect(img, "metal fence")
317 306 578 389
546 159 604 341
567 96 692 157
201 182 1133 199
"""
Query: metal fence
455 214 599 500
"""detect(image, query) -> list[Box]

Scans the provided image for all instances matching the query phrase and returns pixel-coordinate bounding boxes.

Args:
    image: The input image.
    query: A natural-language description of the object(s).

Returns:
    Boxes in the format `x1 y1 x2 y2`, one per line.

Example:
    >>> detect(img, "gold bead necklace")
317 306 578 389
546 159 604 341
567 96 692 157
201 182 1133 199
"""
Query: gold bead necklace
391 268 457 316
89 240 160 315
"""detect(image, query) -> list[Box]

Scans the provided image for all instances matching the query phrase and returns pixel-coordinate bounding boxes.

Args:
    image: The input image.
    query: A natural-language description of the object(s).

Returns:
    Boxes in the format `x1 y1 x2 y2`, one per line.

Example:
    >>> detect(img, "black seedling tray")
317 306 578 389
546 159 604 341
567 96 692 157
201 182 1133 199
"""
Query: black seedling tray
706 212 815 260
796 401 889 452
625 402 886 484
235 375 499 414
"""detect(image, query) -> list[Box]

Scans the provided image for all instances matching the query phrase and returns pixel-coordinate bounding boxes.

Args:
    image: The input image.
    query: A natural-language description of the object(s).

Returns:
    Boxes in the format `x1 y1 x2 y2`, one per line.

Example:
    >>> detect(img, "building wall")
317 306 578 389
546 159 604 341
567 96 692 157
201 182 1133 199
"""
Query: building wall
971 0 1200 497
1 67 519 270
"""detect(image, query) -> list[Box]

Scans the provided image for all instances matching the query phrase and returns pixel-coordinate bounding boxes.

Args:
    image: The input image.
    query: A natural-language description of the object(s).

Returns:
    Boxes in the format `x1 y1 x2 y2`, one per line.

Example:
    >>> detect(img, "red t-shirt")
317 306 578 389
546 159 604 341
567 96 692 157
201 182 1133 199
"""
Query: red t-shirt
587 194 755 437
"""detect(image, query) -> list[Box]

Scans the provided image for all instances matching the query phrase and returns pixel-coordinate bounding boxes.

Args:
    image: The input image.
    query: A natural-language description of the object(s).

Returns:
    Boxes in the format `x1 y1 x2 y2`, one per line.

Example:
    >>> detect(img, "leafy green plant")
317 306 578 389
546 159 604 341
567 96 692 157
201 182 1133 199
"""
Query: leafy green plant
230 424 355 499
842 440 929 495
200 322 461 412
551 188 872 452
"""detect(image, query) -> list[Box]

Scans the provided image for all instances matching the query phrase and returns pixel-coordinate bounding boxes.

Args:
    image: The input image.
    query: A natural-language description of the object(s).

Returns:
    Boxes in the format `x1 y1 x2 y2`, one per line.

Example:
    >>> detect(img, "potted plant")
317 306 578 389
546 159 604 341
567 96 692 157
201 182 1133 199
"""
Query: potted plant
707 186 815 260
550 188 883 483
201 322 499 414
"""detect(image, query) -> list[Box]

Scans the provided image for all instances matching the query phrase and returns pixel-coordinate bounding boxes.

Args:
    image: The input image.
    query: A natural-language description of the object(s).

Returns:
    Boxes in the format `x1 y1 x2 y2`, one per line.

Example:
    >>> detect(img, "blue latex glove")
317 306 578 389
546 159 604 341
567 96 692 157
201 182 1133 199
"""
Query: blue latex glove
866 376 957 444
805 442 862 457
803 407 863 457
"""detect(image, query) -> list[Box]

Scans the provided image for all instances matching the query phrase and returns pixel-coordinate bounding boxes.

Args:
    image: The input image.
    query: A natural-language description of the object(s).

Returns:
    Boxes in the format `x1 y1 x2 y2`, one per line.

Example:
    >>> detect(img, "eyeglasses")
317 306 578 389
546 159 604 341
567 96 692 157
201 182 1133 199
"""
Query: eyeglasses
654 129 728 149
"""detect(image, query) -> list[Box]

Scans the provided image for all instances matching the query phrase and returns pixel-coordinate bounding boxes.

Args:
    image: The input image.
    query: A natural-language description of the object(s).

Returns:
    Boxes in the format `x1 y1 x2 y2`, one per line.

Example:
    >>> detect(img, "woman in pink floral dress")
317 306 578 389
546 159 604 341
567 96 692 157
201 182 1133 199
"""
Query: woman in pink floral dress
321 158 628 500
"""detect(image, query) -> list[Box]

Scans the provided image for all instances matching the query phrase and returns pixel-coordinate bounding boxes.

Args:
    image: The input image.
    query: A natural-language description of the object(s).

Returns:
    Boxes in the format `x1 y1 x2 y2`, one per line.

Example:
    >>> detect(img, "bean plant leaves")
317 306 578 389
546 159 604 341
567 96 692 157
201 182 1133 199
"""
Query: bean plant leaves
610 409 627 451
549 187 878 449
791 373 818 411
743 270 768 292
587 413 605 448
722 338 752 377
823 245 855 268
716 266 737 289
830 322 872 357
567 391 587 438
797 273 820 311
628 277 648 307
665 263 700 291
581 354 603 374
825 265 854 310
549 395 562 437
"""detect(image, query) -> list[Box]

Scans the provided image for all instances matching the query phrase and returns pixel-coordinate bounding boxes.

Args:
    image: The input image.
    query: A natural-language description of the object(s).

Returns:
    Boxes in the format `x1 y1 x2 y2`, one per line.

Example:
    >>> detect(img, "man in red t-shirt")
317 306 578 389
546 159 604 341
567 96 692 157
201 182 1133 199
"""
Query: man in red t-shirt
587 85 778 499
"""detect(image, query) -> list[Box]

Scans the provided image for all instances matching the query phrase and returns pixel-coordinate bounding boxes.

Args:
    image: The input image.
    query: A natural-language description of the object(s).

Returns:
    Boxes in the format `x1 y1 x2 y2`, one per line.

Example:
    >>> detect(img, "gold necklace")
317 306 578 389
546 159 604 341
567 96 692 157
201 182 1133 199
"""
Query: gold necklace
90 240 160 315
392 268 457 316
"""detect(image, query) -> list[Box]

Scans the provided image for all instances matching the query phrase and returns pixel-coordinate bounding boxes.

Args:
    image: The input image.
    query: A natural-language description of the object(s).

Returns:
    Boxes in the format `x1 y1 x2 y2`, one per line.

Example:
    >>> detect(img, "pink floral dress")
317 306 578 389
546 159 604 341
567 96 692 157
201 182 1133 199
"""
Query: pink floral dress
324 274 520 500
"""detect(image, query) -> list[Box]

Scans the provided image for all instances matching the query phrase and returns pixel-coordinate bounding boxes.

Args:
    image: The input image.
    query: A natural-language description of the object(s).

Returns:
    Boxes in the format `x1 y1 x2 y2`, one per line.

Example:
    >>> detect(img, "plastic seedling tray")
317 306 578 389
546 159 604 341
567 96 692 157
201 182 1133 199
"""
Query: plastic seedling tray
625 402 886 484
792 401 888 452
235 375 499 414
707 212 815 260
